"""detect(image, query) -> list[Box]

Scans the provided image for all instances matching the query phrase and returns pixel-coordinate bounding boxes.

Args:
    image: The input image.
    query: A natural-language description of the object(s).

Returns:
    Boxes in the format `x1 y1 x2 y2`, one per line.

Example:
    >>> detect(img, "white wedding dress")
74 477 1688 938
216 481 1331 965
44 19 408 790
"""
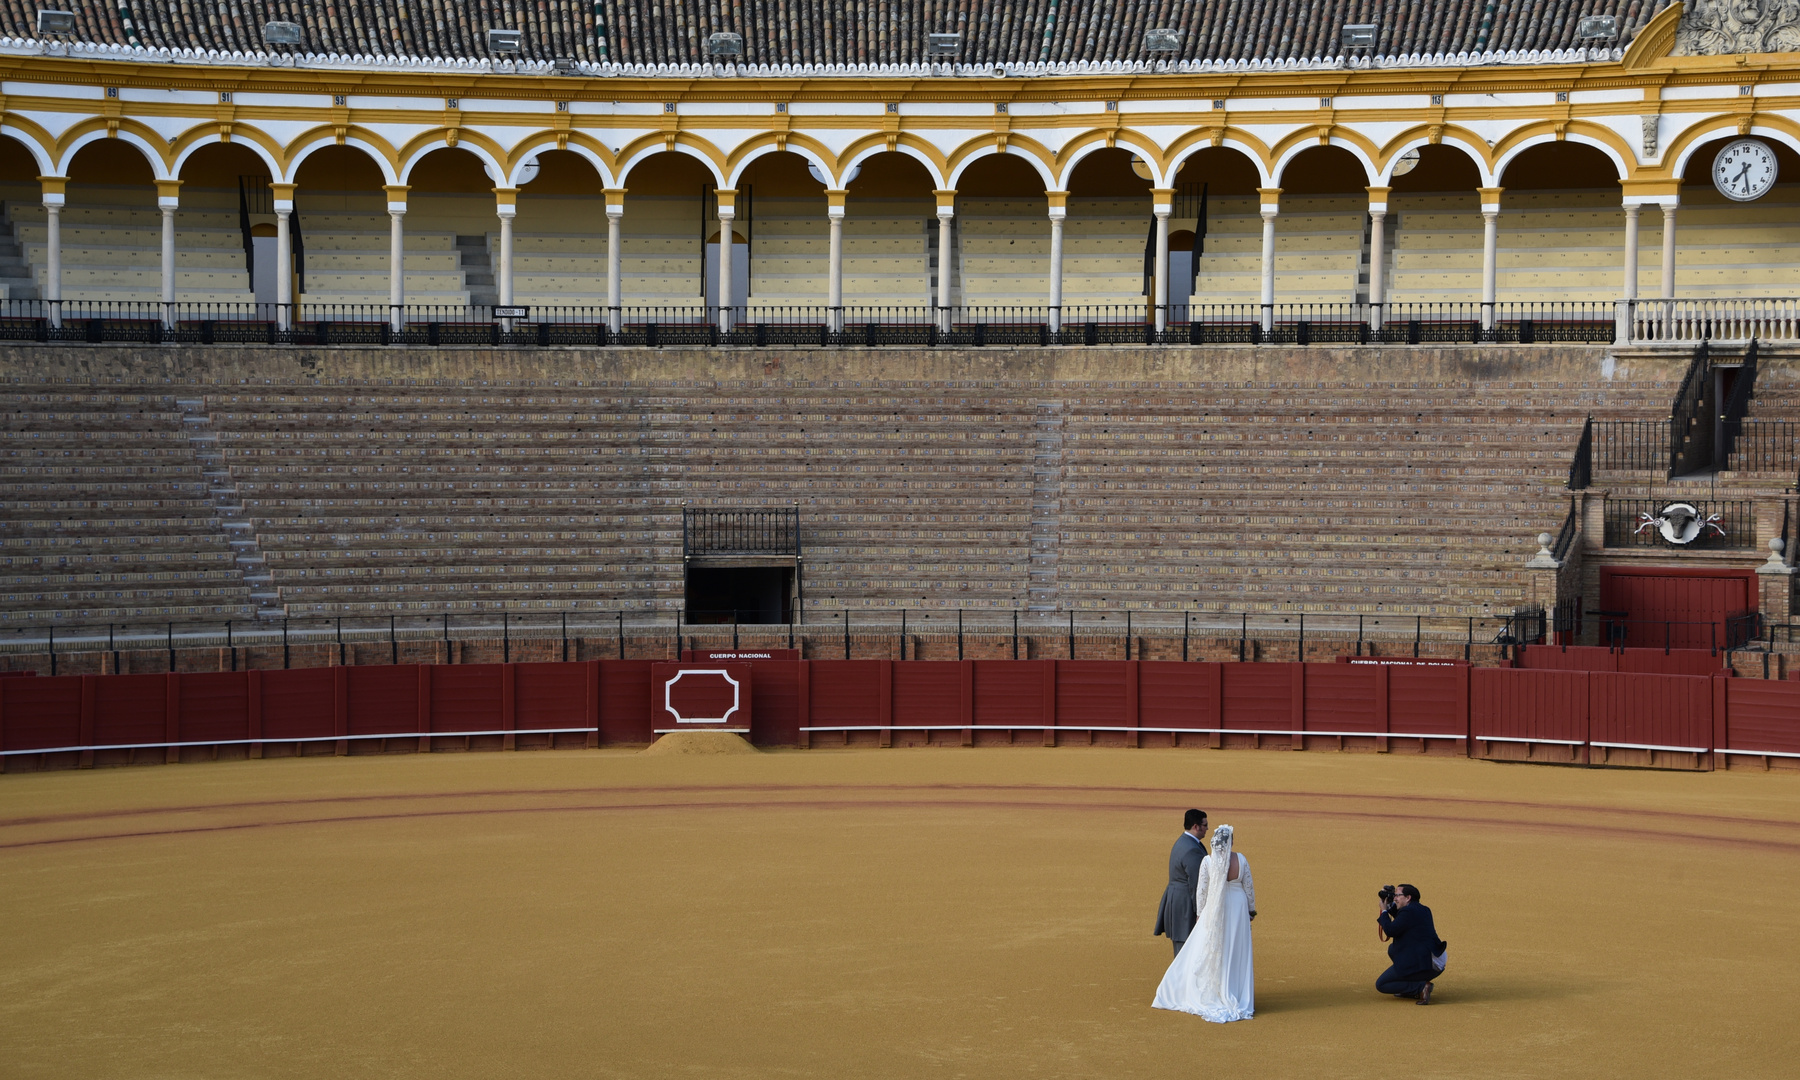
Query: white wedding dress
1152 824 1255 1022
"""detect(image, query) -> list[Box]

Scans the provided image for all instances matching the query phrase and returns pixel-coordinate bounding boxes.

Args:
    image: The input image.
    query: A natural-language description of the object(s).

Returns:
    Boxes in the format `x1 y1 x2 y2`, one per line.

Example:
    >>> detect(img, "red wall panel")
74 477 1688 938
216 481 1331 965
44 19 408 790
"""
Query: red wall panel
974 660 1048 726
92 674 169 745
1599 568 1754 650
891 662 961 728
597 660 654 744
809 661 883 725
1303 664 1377 732
177 672 250 743
1614 649 1728 677
1139 662 1220 730
1589 672 1712 751
1 675 83 751
1724 680 1800 755
1471 668 1588 743
1389 665 1466 736
750 660 801 746
514 662 592 730
346 666 421 737
1056 661 1128 728
259 669 336 740
430 665 505 733
1222 664 1296 730
1518 646 1617 672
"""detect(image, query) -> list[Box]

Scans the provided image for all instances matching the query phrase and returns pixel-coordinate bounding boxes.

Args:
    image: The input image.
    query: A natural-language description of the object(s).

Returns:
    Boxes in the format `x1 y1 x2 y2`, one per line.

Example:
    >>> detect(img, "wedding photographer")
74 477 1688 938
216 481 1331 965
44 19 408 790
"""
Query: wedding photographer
1375 884 1447 1005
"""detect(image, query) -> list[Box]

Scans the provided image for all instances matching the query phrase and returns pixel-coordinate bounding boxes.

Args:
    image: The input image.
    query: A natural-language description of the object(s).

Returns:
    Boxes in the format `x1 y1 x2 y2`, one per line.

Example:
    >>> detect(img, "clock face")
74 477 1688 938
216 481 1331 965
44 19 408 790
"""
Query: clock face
1713 138 1778 202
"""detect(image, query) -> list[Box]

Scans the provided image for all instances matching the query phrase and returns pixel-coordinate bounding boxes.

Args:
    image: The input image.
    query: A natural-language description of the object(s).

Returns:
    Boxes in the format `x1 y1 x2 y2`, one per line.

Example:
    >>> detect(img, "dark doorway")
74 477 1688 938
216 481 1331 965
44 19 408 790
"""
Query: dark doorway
685 566 794 624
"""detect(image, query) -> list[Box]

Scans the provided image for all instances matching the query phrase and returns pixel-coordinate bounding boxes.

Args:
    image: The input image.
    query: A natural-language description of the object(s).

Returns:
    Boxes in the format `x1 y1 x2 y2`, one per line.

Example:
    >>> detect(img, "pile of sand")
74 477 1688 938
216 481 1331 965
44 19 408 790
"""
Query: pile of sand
639 731 760 755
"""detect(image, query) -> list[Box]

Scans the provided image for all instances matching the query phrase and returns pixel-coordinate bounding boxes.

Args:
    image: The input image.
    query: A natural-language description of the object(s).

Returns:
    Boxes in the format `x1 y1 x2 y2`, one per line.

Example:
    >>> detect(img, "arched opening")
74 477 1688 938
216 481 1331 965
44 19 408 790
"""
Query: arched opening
1169 147 1265 308
730 150 827 309
292 145 392 305
845 151 936 307
1493 141 1626 303
0 136 46 299
618 151 717 307
1384 143 1486 305
507 149 608 306
58 140 159 304
955 154 1049 307
1268 146 1371 304
1671 135 1800 299
1065 147 1157 305
177 142 275 305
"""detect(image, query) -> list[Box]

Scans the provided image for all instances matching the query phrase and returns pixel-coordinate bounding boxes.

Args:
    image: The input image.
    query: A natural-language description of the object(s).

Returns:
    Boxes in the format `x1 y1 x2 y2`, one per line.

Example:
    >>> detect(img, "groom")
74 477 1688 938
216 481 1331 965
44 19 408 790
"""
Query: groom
1154 809 1208 956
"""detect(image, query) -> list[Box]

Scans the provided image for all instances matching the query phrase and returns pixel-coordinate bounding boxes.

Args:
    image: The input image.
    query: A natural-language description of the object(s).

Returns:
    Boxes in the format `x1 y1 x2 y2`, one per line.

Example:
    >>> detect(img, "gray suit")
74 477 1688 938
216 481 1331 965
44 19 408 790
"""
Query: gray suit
1153 831 1206 955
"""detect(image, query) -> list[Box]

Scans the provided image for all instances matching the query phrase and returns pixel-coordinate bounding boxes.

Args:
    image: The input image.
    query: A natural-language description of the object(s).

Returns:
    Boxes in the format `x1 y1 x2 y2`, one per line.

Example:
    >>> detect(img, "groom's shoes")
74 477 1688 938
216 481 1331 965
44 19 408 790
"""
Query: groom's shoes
1416 983 1434 1006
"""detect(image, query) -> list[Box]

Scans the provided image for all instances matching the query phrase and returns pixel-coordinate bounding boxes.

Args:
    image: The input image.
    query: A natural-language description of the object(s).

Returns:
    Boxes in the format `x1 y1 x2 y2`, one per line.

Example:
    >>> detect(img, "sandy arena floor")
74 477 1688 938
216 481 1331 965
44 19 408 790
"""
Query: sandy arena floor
2 746 1797 1079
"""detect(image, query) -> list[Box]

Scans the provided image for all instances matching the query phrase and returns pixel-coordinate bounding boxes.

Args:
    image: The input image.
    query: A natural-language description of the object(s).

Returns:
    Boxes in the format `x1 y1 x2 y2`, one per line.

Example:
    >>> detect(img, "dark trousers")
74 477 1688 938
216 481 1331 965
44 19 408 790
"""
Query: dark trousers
1171 937 1186 958
1376 964 1437 997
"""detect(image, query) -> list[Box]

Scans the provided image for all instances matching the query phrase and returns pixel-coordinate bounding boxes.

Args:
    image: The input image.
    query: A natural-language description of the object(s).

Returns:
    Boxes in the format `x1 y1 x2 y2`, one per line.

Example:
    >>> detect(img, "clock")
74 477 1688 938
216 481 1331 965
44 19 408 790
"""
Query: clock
1713 138 1777 202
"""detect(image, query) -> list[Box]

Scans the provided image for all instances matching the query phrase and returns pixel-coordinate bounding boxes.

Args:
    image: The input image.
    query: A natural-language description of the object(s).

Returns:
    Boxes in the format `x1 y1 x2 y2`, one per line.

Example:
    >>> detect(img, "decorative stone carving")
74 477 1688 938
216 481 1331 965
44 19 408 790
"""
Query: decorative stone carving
1641 114 1660 156
1674 0 1800 56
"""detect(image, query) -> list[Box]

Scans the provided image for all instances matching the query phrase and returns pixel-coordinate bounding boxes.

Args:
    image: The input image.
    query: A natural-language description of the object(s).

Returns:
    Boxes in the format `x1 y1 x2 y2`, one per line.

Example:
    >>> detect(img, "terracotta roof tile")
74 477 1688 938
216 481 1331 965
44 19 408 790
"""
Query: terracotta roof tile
2 1 1673 66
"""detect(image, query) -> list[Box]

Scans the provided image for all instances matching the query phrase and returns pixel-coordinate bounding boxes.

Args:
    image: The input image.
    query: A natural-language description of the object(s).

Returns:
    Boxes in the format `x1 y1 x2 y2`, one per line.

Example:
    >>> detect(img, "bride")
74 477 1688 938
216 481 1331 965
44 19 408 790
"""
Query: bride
1152 823 1256 1022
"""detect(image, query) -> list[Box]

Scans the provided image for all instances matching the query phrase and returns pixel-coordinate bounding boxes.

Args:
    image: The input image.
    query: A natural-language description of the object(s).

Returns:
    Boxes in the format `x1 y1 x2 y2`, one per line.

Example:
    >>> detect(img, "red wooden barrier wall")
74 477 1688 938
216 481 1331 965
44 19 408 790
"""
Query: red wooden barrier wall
1517 645 1729 676
1 658 1793 773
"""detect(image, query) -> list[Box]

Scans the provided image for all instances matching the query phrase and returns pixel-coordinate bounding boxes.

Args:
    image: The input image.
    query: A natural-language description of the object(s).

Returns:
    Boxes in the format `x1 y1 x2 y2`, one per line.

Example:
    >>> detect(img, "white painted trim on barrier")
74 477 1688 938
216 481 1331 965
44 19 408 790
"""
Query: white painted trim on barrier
0 727 596 756
1589 740 1709 754
1473 735 1587 746
652 728 750 734
1716 747 1800 759
798 725 1465 739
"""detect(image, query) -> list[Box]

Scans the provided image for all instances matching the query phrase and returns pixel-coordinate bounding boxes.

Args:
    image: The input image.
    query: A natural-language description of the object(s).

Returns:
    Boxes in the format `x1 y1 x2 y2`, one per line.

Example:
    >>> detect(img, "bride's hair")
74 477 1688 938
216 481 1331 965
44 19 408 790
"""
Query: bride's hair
1210 824 1234 855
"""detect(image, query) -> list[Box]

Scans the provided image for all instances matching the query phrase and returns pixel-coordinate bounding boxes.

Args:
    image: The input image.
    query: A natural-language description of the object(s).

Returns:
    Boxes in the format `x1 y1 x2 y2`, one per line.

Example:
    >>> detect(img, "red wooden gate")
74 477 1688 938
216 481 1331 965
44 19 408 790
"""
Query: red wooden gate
1598 567 1755 650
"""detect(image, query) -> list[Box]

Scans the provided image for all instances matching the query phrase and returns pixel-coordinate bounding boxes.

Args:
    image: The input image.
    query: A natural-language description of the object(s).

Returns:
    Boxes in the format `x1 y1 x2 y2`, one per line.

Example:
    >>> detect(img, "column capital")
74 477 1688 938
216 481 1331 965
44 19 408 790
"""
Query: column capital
605 187 628 214
1257 186 1281 212
382 183 411 211
714 187 737 210
1620 177 1681 207
826 188 848 217
1045 189 1069 210
37 174 66 205
269 181 296 212
1478 185 1504 209
155 178 183 207
492 186 518 209
1365 185 1391 213
933 188 956 213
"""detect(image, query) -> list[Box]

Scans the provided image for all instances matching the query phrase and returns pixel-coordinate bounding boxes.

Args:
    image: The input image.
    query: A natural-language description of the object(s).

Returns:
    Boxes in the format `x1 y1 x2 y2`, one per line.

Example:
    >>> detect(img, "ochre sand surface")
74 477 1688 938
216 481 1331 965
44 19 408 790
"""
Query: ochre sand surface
3 749 1798 1079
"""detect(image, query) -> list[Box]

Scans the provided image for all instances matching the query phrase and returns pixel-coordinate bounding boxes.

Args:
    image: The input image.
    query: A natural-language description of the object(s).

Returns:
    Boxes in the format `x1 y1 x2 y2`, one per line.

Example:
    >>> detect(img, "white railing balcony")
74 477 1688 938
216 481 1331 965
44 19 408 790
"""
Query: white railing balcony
1626 298 1800 344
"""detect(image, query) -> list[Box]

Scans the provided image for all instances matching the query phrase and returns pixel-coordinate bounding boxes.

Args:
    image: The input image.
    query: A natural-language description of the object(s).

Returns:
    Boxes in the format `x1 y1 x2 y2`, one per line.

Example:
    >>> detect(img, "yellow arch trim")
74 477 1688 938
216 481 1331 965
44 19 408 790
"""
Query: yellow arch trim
169 121 287 173
833 131 951 179
395 127 509 176
285 125 402 175
614 131 729 182
1492 119 1635 179
1271 125 1380 173
1375 124 1496 174
53 115 174 171
1161 126 1274 176
2 113 66 171
725 130 842 174
1662 112 1800 177
505 129 618 177
945 131 1057 185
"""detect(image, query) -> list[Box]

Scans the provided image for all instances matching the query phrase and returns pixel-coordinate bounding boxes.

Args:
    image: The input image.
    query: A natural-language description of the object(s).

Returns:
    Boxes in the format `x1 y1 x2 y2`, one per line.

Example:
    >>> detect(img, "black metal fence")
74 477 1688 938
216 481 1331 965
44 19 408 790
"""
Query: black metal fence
1593 419 1669 471
0 299 1618 349
1601 499 1755 549
0 608 1547 674
1587 612 1761 653
682 508 800 555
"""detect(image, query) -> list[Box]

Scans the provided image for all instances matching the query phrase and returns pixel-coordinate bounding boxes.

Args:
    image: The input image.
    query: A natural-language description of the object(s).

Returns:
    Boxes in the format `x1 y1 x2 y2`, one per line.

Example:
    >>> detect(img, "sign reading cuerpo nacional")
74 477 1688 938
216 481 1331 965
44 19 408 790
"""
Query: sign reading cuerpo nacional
1675 0 1800 54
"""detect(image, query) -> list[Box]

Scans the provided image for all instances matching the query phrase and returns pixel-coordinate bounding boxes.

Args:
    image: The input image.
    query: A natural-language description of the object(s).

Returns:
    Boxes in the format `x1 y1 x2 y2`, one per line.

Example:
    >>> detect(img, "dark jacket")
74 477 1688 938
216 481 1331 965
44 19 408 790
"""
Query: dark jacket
1378 902 1443 978
1153 832 1206 941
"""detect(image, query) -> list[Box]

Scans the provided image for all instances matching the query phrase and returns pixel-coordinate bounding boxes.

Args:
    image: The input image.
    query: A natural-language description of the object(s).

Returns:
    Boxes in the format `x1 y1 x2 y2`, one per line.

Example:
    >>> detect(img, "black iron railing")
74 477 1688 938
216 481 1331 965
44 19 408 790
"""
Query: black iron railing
682 508 800 556
1551 496 1580 560
1593 419 1668 471
1602 498 1755 549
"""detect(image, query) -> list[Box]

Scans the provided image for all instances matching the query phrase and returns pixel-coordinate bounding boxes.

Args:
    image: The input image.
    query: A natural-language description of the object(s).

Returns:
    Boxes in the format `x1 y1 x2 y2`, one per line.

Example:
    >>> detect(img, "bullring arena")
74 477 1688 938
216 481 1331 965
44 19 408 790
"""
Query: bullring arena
4 0 1800 1076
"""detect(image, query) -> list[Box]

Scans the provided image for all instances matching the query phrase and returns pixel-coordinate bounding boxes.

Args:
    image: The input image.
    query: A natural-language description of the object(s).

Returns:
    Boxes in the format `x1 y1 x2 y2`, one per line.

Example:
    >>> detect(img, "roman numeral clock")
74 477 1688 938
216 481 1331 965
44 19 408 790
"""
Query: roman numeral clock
1713 138 1778 201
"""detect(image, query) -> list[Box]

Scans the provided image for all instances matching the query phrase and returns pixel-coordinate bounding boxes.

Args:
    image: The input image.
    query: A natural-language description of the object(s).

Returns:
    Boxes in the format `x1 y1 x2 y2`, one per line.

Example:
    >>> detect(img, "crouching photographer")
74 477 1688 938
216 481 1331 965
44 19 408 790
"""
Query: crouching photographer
1376 884 1447 1005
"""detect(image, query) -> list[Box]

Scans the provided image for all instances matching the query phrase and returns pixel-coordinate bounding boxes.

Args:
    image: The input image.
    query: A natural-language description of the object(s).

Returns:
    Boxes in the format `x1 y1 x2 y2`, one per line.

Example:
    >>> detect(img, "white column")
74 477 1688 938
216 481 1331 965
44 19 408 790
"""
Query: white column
606 197 624 334
1622 204 1641 300
1366 186 1390 329
827 198 845 333
274 204 292 330
936 204 954 333
1258 199 1279 334
1660 203 1678 299
496 208 514 307
1152 205 1170 334
1047 203 1066 334
717 205 735 332
1478 189 1501 330
388 206 405 330
43 190 62 324
159 200 177 321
